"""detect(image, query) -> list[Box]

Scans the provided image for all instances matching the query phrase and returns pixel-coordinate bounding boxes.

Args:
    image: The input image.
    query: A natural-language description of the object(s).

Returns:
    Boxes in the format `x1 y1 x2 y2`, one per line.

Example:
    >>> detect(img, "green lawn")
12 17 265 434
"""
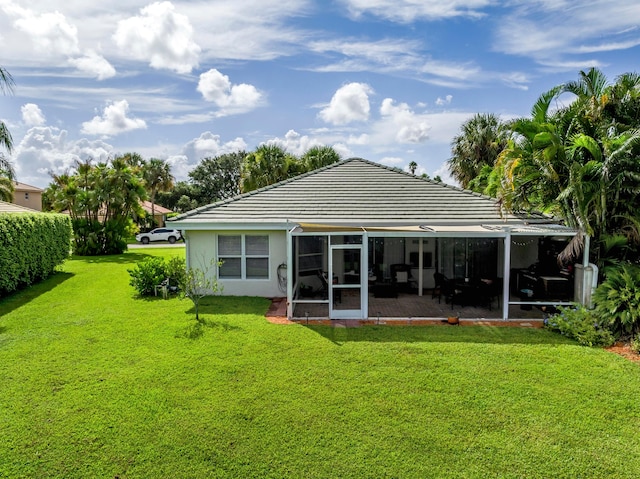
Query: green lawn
1 249 640 478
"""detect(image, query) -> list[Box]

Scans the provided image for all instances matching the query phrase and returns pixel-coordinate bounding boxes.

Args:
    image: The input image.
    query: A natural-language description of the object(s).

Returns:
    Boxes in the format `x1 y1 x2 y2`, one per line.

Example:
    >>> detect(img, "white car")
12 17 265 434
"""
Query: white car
136 228 182 244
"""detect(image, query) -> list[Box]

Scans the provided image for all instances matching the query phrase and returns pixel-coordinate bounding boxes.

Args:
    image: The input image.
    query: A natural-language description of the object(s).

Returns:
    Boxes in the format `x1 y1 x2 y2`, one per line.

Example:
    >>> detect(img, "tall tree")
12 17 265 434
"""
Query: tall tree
47 155 146 255
0 155 15 201
408 161 418 175
188 151 245 204
300 145 341 171
240 145 298 193
448 113 507 190
0 66 15 201
142 158 174 227
494 69 640 264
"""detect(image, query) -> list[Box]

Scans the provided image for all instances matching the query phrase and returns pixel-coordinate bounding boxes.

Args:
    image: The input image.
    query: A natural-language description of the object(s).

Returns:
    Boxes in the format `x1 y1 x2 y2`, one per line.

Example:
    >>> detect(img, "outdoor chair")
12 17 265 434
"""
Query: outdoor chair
433 272 447 302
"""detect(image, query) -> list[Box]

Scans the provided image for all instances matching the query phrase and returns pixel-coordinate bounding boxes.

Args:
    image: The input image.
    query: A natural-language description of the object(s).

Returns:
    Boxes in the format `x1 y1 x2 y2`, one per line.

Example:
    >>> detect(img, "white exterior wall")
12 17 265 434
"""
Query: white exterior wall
185 229 287 298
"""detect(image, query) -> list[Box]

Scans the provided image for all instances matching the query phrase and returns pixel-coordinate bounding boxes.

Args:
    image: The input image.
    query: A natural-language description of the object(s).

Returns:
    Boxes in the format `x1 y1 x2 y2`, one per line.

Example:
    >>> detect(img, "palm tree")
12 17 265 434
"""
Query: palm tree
0 66 14 154
300 145 341 171
0 154 15 201
0 66 15 201
241 145 297 193
448 113 507 189
142 158 174 227
408 161 417 175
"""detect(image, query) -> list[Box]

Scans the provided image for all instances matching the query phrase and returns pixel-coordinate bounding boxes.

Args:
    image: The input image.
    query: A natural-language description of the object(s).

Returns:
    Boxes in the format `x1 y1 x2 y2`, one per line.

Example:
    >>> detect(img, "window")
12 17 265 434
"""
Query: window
218 234 269 279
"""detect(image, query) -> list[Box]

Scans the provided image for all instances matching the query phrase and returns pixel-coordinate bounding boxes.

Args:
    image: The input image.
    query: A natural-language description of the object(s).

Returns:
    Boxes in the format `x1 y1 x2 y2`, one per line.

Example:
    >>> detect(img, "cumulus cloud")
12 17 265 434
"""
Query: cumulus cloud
379 98 430 143
263 130 324 156
319 83 373 125
21 103 46 127
12 126 112 187
68 51 116 80
114 1 200 73
12 8 80 56
81 100 147 137
197 69 262 114
436 95 453 106
165 131 248 180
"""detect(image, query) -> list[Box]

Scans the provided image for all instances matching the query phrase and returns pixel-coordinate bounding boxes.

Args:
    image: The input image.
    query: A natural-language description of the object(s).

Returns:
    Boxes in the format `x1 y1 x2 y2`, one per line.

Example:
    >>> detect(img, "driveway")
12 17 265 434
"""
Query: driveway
128 242 185 249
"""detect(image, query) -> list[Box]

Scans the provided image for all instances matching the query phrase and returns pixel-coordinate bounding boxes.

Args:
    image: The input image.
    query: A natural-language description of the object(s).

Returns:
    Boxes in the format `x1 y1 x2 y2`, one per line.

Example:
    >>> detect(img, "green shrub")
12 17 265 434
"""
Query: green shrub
0 213 72 296
128 256 186 296
128 257 168 296
592 262 640 338
630 336 640 354
165 256 186 287
72 218 135 255
545 305 615 347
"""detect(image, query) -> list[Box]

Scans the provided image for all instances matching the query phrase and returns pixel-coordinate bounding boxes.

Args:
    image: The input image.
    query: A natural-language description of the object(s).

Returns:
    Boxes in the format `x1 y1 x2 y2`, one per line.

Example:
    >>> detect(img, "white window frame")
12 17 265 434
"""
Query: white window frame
218 234 270 280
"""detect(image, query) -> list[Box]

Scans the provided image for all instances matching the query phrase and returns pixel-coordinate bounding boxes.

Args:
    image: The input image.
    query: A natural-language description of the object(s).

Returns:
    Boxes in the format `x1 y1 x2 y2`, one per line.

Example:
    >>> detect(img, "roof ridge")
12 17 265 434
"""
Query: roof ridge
171 158 355 221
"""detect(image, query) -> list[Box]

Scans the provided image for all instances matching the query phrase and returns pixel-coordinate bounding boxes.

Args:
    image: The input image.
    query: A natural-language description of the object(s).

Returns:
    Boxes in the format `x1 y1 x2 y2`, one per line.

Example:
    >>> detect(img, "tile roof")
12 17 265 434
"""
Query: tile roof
141 201 172 215
13 181 43 192
0 200 39 213
170 158 551 227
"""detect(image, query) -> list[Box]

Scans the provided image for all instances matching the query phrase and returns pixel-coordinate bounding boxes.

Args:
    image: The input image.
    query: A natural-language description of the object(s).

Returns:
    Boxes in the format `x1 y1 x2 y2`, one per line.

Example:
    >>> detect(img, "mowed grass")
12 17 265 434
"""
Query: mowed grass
1 249 640 478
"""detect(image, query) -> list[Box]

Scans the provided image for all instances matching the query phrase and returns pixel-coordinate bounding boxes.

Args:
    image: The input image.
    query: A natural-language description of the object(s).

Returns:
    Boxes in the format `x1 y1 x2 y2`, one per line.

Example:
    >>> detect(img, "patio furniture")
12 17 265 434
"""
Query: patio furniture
432 272 448 302
372 280 398 298
390 264 417 292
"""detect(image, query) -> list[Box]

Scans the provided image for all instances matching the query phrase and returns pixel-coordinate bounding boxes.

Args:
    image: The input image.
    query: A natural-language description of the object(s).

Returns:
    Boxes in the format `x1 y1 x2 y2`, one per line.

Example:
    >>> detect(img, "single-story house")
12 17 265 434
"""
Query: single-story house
169 158 595 321
12 182 43 211
140 201 173 227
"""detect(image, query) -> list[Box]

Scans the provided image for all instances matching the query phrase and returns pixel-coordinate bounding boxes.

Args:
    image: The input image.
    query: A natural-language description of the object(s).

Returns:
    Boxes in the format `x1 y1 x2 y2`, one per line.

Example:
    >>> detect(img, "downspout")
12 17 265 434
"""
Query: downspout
582 233 591 306
502 231 511 321
286 221 295 320
418 236 424 296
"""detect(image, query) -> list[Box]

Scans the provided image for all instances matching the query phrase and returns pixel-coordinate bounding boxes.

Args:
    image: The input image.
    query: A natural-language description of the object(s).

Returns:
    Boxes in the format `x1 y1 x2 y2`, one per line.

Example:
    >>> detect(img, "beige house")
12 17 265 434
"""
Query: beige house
12 182 43 211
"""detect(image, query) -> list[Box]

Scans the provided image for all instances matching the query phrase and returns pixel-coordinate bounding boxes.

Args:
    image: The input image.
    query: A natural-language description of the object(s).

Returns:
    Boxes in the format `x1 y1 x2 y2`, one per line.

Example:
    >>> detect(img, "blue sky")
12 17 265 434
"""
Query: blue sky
2 0 640 189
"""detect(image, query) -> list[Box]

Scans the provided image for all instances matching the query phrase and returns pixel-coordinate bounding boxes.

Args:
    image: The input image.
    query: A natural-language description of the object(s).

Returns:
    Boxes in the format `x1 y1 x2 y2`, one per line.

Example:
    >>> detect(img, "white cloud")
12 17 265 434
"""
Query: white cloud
12 126 112 187
114 1 200 73
81 100 147 137
378 98 430 143
68 51 116 80
197 69 262 115
319 83 373 125
168 131 247 179
12 8 79 56
339 0 492 22
264 130 323 156
435 95 453 106
21 103 46 127
494 1 640 68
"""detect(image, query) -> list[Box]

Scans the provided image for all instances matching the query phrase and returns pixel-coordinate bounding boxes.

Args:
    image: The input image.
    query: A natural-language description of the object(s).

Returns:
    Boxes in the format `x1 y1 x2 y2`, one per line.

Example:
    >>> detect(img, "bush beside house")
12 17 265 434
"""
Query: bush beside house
0 213 72 296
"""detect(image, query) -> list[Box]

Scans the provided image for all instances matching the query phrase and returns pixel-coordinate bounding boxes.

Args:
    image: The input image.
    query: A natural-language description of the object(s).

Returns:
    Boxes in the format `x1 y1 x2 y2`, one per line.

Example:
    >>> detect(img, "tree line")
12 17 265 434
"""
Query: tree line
38 145 341 255
448 68 640 267
157 144 341 212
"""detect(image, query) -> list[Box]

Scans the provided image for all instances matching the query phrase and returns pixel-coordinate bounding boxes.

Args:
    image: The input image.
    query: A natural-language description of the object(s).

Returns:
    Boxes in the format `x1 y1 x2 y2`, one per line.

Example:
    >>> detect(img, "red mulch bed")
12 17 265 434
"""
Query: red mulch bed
606 342 640 363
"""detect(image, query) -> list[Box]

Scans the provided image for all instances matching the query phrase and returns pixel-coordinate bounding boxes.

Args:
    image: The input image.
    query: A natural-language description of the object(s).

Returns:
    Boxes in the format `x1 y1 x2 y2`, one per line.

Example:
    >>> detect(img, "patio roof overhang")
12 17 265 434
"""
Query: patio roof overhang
292 222 578 237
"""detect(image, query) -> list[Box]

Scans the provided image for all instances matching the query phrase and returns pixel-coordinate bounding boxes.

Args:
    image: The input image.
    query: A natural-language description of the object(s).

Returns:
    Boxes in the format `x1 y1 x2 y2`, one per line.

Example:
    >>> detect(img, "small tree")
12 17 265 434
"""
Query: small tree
179 259 223 323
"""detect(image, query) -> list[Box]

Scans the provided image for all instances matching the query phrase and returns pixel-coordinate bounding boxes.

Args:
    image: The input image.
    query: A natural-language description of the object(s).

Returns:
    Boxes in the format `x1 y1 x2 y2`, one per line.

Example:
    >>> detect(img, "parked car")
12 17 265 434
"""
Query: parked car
136 228 182 244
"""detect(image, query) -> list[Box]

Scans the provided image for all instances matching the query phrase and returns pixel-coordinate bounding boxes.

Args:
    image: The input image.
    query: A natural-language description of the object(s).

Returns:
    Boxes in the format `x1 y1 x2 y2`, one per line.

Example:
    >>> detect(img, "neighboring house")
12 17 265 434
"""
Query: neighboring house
140 201 172 227
170 158 594 321
12 182 43 211
0 200 39 214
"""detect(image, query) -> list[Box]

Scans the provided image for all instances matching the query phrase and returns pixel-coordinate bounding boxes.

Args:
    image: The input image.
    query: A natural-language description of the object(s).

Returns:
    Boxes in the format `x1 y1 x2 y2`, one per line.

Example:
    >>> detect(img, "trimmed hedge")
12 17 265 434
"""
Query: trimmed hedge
0 213 72 296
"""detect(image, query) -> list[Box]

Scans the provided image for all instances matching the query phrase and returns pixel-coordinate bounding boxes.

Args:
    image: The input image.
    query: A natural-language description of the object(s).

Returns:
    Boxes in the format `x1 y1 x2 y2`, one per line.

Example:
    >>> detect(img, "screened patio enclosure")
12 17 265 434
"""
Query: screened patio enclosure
288 224 589 321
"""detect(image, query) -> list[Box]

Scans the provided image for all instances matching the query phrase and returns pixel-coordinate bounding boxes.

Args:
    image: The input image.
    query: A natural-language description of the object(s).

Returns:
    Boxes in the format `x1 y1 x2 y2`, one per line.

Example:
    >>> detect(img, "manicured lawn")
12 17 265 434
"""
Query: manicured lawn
1 249 640 478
